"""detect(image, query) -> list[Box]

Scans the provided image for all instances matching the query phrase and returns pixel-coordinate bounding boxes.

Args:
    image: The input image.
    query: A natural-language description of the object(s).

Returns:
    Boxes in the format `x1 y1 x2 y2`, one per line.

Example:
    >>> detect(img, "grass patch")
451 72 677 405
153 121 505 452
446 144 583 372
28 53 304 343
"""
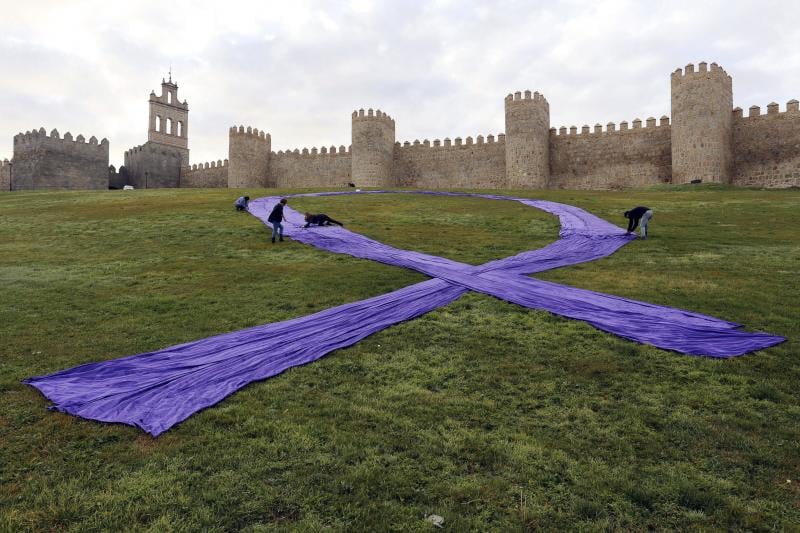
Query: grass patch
1 187 798 530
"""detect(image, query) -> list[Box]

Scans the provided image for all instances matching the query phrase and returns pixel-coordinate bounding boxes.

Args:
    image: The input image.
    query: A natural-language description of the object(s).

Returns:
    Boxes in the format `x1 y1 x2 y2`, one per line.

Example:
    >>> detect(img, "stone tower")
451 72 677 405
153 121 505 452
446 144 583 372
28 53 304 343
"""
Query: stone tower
351 108 395 187
228 126 271 188
123 75 190 188
504 90 550 188
148 76 189 163
670 62 733 184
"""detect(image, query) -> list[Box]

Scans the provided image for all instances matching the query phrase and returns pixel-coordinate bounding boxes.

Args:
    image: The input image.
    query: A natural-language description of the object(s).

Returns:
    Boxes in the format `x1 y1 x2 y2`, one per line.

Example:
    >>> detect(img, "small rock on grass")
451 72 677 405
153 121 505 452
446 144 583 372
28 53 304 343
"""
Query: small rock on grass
425 514 444 528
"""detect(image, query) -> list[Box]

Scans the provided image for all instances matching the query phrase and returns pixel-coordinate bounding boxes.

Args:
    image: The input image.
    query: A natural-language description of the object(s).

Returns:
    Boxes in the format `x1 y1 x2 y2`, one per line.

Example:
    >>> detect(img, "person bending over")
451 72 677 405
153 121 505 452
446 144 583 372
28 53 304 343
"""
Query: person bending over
267 198 288 243
234 196 250 211
624 206 653 239
303 213 344 228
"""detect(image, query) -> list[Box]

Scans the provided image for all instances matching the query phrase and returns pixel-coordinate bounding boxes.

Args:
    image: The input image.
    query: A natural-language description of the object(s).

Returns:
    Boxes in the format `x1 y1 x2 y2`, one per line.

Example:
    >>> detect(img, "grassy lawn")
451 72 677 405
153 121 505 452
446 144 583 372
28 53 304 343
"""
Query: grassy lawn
1 186 798 530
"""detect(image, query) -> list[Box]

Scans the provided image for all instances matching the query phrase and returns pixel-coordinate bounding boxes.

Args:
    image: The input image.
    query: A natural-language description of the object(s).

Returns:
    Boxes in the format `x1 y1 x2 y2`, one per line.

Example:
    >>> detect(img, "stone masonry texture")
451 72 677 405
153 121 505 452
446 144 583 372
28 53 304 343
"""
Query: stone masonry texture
227 127 270 188
549 119 672 189
732 101 800 188
11 128 108 190
671 62 733 184
0 159 10 191
505 91 550 188
393 136 506 188
351 109 395 187
180 159 229 188
271 147 352 188
124 143 186 189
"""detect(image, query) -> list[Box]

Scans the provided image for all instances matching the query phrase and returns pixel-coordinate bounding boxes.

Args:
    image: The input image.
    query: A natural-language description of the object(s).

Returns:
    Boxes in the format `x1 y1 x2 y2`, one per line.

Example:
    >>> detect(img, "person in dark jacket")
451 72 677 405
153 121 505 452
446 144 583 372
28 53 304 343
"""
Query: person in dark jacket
267 198 288 243
234 196 250 211
303 213 344 229
624 206 653 239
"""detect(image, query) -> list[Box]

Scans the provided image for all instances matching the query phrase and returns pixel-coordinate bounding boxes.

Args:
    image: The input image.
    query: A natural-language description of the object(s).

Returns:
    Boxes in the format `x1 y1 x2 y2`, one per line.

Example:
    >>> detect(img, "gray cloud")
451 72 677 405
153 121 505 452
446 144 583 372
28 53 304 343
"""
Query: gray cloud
1 0 799 166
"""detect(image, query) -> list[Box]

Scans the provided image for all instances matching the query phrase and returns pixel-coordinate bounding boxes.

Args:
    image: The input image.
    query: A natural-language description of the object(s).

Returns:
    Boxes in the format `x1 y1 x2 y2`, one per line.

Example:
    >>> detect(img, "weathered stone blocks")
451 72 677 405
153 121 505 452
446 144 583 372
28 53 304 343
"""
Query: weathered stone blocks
351 109 395 187
228 126 270 188
504 91 550 188
671 62 733 184
11 129 109 190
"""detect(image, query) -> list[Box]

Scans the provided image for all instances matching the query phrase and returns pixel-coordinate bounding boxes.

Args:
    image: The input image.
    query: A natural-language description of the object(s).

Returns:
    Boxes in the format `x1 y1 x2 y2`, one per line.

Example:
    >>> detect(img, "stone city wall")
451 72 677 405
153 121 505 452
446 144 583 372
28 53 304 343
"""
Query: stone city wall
549 117 672 189
12 128 109 190
8 61 800 192
392 134 506 189
180 159 229 188
271 145 352 188
124 142 185 189
0 159 10 190
731 100 800 188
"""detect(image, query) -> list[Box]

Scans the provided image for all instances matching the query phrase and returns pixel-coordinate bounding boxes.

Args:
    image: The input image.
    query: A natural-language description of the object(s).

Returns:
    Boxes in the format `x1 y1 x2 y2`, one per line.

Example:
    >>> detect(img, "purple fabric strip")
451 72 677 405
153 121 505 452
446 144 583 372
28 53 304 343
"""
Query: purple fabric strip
24 191 784 436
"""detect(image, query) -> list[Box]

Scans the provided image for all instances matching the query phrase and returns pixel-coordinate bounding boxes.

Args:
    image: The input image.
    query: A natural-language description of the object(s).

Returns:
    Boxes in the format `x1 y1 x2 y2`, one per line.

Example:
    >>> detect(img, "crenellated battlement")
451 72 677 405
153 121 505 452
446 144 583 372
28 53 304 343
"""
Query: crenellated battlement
552 115 670 136
14 127 108 151
671 61 731 83
732 99 800 188
124 143 182 158
229 125 271 141
274 144 352 157
11 127 109 190
185 159 228 171
733 99 800 119
395 133 506 150
124 144 145 157
179 157 228 189
1 158 11 167
504 90 549 107
351 108 395 125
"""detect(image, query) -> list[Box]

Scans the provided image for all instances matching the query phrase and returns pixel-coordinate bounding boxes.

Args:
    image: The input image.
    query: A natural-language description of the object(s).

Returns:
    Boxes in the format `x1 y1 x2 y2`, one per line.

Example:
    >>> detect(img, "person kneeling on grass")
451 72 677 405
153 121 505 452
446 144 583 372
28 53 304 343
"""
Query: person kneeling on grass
624 206 653 239
303 213 344 229
234 195 250 211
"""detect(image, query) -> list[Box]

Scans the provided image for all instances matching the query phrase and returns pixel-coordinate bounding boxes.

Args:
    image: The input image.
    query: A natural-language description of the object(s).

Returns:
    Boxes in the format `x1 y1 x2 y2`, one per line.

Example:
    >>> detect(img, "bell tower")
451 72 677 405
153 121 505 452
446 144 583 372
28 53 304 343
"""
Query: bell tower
122 72 190 188
147 71 189 164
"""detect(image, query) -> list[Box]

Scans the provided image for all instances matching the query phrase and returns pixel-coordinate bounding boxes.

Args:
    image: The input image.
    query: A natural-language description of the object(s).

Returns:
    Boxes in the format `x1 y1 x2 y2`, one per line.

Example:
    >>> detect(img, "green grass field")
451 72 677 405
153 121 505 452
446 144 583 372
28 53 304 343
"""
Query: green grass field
1 186 798 531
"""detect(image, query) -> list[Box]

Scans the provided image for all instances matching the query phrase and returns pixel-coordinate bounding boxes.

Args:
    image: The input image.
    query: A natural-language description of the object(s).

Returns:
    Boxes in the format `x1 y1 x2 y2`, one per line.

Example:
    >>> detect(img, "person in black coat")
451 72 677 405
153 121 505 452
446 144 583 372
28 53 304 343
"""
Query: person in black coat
303 213 344 228
267 198 288 243
234 196 250 211
624 206 653 239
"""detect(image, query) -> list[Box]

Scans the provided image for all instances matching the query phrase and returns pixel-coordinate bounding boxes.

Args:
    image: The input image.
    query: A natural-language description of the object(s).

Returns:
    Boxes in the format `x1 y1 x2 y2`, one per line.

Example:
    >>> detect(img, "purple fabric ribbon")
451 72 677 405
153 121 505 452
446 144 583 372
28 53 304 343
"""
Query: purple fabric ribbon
24 191 784 436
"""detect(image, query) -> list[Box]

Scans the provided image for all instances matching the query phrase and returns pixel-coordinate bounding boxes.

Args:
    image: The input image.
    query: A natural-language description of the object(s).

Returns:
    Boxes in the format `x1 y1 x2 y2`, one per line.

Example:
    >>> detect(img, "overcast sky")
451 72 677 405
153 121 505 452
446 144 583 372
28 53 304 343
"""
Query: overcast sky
1 0 798 166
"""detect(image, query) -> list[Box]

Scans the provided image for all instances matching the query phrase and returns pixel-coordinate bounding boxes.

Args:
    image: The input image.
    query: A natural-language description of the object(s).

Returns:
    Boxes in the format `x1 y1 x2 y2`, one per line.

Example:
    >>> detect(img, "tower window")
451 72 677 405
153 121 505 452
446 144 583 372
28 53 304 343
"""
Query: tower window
155 115 162 132
177 121 183 137
166 118 173 135
167 91 172 104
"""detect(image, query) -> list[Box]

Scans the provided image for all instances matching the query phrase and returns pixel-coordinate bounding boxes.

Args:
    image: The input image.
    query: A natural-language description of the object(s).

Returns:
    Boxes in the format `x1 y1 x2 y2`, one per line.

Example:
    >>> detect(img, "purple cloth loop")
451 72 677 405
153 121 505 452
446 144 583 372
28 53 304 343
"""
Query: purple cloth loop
24 190 784 436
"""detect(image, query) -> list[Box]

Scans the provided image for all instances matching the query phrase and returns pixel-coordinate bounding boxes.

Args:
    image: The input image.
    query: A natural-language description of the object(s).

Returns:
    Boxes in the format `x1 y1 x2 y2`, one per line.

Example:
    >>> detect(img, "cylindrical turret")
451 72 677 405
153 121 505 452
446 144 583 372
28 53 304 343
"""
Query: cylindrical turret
504 90 550 188
351 109 395 187
670 62 733 184
228 126 271 188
